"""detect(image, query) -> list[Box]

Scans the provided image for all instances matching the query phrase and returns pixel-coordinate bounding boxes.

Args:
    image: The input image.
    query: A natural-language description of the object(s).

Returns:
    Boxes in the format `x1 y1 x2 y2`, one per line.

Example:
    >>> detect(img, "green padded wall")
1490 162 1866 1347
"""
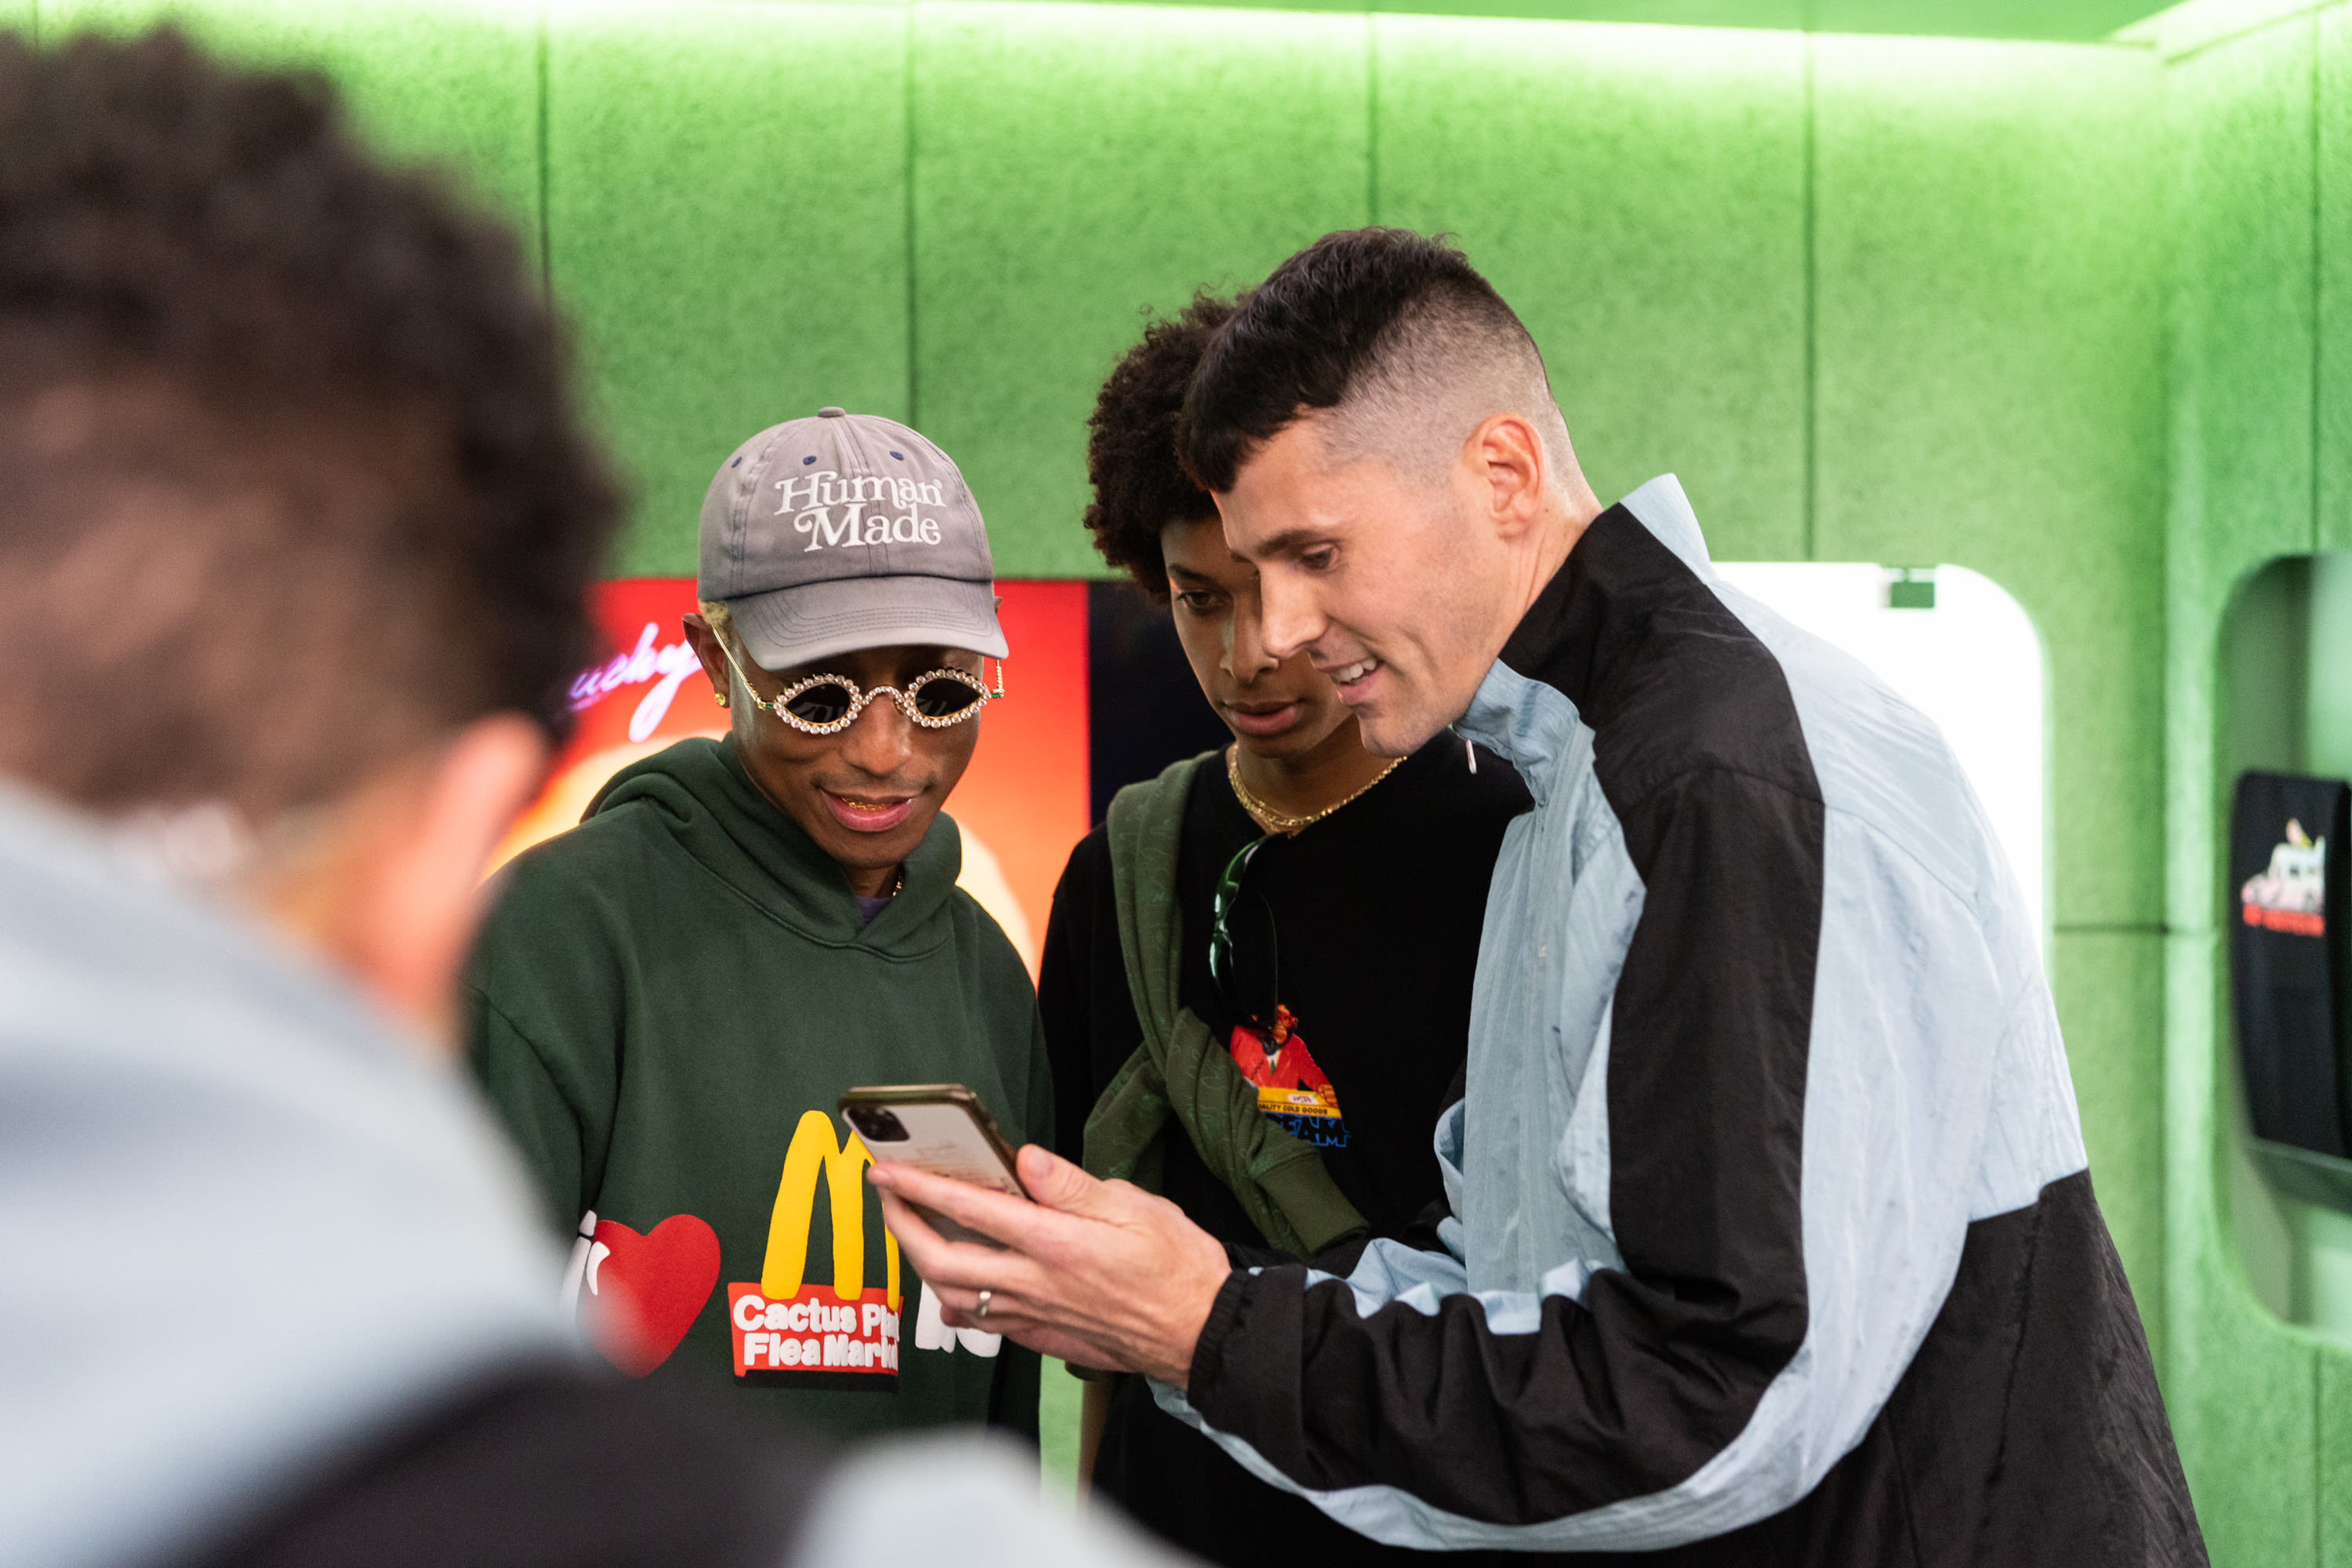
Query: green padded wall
1817 35 2162 927
1373 15 1807 561
913 1 1369 578
931 0 2166 43
38 0 542 256
2325 1351 2352 1566
2162 40 2316 1525
546 2 913 579
2323 5 2352 555
2162 9 2352 1566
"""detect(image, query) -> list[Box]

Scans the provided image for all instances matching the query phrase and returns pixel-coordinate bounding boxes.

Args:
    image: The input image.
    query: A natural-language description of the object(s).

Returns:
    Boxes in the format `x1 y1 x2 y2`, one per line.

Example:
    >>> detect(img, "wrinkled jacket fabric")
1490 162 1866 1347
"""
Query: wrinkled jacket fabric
1159 477 2203 1565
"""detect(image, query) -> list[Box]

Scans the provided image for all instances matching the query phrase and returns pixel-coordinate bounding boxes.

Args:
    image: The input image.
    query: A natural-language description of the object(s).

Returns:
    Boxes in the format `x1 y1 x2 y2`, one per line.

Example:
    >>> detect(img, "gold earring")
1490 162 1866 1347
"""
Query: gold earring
713 691 729 709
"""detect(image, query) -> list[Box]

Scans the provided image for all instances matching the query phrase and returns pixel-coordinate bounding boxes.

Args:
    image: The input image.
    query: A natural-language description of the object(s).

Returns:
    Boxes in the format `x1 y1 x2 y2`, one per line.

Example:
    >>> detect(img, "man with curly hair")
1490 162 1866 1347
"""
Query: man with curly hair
1040 296 1526 1563
0 28 1171 1568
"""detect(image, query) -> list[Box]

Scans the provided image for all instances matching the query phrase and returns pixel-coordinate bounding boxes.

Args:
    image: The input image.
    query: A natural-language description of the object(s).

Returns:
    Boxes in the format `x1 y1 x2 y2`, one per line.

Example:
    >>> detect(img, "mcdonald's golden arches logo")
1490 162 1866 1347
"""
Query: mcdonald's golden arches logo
731 1110 901 1388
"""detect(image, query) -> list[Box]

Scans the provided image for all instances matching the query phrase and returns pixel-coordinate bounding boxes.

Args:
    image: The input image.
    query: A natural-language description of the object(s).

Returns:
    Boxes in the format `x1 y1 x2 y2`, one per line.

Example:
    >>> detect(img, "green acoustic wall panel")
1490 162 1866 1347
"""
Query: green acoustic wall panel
1814 36 2163 932
887 0 2180 43
42 0 542 252
1368 0 1802 26
548 2 912 579
2055 931 2168 1365
1373 16 1805 561
2179 1225 2323 1563
1813 0 2158 35
2168 15 2316 936
2162 19 2352 1557
2321 5 2352 552
913 2 1370 579
2170 15 2317 575
2327 1351 2352 1568
2165 931 2323 1566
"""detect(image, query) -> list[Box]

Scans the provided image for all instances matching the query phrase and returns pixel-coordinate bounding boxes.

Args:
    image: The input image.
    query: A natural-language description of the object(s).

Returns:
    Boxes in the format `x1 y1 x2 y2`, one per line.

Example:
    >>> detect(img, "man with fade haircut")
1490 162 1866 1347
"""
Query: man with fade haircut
1044 292 1529 1563
872 227 2208 1565
0 27 1173 1568
466 405 1051 1445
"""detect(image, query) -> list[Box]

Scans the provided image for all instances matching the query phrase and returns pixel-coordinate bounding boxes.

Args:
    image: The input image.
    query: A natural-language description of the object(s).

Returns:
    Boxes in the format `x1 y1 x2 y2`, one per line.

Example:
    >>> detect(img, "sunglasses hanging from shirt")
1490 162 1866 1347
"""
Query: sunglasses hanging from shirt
1207 836 1349 1149
716 637 1003 735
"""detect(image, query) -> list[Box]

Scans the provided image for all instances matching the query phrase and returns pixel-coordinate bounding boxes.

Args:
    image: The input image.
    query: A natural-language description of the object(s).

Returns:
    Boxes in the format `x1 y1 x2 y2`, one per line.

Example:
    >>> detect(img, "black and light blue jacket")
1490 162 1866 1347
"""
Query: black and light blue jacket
1157 477 2202 1565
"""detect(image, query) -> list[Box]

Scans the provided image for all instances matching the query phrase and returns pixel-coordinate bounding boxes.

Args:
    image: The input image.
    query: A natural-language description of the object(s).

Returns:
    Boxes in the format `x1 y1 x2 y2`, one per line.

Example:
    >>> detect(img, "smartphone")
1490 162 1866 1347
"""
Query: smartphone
840 1083 1027 1247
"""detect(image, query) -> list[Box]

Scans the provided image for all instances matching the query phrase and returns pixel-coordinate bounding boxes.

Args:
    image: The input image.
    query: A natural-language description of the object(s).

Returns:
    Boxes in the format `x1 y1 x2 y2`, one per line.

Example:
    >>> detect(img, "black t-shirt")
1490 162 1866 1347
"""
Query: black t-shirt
1039 734 1530 1566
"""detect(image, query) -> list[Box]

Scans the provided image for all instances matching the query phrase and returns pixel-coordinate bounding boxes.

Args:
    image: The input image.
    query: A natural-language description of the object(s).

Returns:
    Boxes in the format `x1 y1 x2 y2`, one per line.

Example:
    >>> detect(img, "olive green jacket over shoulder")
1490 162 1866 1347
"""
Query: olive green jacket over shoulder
465 737 1047 1445
1082 753 1367 1258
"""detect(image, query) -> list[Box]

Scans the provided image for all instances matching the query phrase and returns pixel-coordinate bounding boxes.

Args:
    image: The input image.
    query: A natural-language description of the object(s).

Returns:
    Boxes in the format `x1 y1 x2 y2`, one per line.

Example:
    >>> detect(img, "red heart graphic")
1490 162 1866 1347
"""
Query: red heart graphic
582 1214 720 1378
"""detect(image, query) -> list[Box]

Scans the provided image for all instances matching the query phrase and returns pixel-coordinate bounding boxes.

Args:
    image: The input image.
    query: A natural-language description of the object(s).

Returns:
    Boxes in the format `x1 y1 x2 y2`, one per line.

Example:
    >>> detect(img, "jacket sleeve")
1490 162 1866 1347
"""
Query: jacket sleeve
1158 766 2039 1553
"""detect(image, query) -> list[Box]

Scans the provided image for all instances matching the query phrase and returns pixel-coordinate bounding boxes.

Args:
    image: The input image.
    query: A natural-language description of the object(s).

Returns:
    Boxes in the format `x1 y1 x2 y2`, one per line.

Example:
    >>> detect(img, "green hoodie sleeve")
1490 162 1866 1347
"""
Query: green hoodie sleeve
463 853 626 1240
468 991 591 1236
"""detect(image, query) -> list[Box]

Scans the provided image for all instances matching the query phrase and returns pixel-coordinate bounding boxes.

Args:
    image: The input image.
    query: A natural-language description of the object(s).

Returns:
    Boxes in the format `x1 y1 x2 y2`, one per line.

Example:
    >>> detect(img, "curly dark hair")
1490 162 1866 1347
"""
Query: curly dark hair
1177 228 1535 492
0 27 619 817
1083 292 1236 599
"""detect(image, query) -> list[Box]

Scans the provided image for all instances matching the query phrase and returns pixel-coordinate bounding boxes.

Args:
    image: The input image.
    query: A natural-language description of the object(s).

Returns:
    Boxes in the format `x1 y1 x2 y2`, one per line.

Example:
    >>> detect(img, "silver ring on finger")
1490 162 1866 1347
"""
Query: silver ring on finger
976 1289 992 1321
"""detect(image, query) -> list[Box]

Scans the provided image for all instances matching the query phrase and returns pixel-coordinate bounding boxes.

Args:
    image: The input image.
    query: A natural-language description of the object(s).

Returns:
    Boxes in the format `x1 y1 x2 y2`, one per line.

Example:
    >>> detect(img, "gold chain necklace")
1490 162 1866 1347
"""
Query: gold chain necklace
1226 743 1405 835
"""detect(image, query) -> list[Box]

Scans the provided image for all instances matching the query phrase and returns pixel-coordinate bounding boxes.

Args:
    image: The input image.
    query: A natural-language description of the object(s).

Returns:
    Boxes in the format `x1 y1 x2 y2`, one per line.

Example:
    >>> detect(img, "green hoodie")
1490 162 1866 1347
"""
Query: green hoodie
465 737 1047 1443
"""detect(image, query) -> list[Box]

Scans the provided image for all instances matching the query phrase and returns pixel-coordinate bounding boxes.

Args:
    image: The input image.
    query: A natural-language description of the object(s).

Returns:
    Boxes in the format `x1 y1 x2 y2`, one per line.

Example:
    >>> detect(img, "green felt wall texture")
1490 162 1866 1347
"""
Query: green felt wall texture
2321 5 2352 553
1816 34 2163 937
1372 15 1807 562
892 0 2168 44
2217 557 2311 1321
912 1 1369 579
2055 932 2170 1364
1813 0 2156 33
2167 13 2315 594
2163 929 2325 1566
2323 1351 2352 1567
39 0 542 258
2164 8 2352 1563
1038 1357 1083 1504
1375 0 1803 26
2165 12 2315 1011
546 2 913 579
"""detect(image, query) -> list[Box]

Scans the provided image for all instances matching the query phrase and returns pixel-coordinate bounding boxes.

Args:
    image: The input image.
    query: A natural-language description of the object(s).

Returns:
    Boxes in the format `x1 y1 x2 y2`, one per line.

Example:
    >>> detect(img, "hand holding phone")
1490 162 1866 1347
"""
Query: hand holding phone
840 1084 1027 1247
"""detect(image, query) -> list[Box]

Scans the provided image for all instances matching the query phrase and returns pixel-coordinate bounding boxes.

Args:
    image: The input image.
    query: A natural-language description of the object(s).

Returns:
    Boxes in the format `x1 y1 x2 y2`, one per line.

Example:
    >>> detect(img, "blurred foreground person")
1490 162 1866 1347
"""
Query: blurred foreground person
0 30 1171 1568
1044 295 1528 1563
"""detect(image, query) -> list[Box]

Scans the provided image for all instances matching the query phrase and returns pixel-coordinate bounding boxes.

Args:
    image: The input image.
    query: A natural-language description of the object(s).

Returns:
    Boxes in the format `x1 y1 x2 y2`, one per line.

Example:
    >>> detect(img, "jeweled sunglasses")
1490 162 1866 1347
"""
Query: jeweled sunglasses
716 637 1003 736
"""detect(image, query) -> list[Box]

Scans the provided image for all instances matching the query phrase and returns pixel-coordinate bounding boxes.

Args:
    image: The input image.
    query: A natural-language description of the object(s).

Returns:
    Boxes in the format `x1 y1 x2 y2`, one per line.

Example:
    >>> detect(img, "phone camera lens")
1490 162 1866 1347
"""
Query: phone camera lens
848 1105 909 1142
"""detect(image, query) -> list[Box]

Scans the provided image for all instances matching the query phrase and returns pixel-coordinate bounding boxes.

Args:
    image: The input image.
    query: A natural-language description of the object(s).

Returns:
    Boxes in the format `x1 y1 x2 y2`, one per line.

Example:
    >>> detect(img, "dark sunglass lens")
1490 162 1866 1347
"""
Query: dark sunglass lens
913 678 984 719
1223 893 1281 1029
785 682 856 724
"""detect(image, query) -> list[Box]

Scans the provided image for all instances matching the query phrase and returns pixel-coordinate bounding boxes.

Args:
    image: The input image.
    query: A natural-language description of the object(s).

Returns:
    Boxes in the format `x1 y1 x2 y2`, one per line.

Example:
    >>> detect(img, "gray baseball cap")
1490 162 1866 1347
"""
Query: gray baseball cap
698 407 1008 670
